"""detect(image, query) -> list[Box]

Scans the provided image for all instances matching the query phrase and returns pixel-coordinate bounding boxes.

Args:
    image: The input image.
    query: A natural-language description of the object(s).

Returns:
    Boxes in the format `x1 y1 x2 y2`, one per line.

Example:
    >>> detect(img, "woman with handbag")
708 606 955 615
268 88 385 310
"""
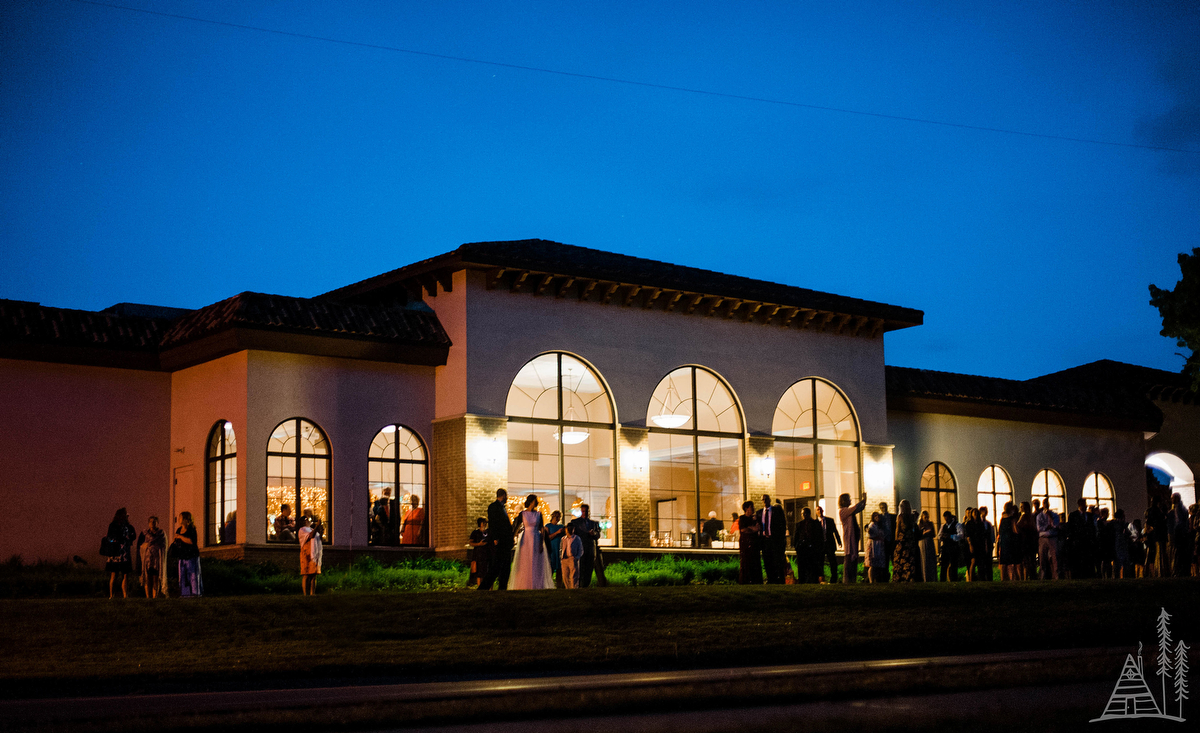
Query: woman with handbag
104 508 136 598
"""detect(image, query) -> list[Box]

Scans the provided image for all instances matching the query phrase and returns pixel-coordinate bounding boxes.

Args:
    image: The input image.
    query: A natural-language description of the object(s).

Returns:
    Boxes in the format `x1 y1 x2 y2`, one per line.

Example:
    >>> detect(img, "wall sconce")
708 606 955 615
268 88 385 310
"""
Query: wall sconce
755 457 775 479
624 446 648 474
863 456 894 494
472 437 505 469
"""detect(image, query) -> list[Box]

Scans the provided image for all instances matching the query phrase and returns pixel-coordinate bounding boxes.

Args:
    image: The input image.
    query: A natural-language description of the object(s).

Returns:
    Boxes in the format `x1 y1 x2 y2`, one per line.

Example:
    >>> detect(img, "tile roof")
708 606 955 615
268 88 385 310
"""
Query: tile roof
886 365 1162 428
158 292 450 351
323 238 924 330
0 298 169 352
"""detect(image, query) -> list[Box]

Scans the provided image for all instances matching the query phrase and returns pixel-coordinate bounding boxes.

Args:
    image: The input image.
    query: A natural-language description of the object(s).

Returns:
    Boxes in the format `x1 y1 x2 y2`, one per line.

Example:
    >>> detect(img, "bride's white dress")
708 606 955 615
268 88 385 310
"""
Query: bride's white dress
507 510 554 590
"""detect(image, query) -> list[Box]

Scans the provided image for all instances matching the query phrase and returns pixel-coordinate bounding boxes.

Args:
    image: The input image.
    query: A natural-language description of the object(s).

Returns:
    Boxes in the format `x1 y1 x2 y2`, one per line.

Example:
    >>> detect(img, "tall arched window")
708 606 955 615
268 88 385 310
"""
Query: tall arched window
920 462 957 522
648 366 744 548
773 378 861 535
1031 469 1066 513
206 420 237 546
977 465 1013 522
267 418 331 543
506 352 617 545
1082 472 1116 513
368 425 428 546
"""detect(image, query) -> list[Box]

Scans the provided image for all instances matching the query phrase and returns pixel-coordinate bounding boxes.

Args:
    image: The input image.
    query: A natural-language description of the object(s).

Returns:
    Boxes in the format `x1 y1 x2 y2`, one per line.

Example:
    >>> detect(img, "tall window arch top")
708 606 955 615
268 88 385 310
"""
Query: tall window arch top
1032 469 1066 514
206 420 237 546
920 461 957 522
369 425 427 546
648 366 742 433
506 352 613 424
772 378 858 441
976 464 1014 521
1083 472 1116 513
507 352 617 546
267 418 331 543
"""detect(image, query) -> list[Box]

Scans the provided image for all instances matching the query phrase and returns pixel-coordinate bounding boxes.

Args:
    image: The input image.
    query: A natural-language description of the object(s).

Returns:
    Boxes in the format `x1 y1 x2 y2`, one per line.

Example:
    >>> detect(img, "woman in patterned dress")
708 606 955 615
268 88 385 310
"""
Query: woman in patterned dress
891 500 918 582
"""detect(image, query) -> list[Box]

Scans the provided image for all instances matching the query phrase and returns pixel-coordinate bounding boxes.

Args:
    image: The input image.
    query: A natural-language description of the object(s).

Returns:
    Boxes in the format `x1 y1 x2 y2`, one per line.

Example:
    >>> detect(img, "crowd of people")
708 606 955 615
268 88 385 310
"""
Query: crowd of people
729 491 1200 584
469 489 609 590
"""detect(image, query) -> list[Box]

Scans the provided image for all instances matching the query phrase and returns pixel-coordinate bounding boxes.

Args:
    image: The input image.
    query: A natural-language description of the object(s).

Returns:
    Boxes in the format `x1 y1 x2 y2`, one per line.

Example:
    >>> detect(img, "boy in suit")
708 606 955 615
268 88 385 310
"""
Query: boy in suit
561 524 584 589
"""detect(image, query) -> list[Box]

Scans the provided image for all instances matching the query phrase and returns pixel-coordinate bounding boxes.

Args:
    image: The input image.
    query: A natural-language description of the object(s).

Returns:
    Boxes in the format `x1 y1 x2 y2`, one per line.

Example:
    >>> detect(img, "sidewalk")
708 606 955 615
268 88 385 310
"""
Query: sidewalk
0 647 1128 732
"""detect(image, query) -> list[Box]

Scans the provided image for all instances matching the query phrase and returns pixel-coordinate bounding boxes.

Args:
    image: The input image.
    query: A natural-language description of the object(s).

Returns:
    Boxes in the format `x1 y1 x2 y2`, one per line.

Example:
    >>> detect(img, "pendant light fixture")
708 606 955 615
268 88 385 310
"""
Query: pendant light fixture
651 379 690 428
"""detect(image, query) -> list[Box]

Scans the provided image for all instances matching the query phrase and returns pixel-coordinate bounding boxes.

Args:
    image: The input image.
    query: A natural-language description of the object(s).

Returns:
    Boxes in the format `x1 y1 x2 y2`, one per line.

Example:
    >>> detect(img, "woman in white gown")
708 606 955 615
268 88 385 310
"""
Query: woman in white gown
508 494 554 590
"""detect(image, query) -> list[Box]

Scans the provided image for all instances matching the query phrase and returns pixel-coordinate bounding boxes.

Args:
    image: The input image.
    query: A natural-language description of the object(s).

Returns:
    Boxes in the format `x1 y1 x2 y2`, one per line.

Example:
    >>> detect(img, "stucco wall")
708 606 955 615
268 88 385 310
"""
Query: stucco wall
169 352 249 547
888 409 1148 520
244 351 436 547
430 270 889 443
0 358 170 563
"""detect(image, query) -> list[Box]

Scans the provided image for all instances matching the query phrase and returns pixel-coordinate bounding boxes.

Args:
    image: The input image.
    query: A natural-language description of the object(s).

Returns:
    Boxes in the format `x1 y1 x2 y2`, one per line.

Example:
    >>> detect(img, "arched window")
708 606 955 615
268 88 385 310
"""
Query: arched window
647 366 744 548
205 420 237 546
920 462 957 523
1082 472 1115 514
267 418 331 543
506 352 616 545
368 425 428 546
976 465 1013 523
773 378 861 536
1031 469 1066 514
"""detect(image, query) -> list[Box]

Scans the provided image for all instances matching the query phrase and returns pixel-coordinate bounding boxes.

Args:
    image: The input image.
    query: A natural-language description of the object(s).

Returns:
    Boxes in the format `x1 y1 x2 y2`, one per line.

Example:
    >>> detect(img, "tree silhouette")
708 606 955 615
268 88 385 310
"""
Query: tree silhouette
1176 639 1191 721
1149 248 1200 392
1158 607 1173 713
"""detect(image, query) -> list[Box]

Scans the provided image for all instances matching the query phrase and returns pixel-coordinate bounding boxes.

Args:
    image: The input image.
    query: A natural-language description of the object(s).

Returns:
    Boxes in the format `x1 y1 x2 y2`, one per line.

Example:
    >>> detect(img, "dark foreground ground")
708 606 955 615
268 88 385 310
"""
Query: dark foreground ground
1 578 1195 703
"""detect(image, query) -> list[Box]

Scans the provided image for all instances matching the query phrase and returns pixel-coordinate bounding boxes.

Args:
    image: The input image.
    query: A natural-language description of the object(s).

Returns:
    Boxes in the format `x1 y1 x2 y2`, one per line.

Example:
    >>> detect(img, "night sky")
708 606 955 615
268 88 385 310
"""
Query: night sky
2 1 1198 381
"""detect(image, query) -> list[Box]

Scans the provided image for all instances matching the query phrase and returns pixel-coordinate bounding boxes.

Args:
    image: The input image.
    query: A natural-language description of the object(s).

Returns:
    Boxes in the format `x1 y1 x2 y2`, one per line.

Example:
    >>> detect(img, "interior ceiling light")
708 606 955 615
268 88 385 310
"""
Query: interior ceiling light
555 404 589 444
651 380 690 428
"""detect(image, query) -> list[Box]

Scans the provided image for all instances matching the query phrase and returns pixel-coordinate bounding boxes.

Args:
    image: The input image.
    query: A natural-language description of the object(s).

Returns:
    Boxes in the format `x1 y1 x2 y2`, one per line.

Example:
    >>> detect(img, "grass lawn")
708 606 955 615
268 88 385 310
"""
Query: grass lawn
1 578 1196 699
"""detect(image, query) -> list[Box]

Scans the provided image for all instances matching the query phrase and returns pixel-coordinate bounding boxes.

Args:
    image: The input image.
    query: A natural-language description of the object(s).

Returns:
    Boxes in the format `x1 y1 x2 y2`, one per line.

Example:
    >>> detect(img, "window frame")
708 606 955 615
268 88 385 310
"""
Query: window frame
976 464 1014 522
367 424 429 546
1082 472 1116 513
647 364 747 548
1031 468 1067 514
205 420 237 546
506 352 619 545
920 461 958 524
266 417 333 544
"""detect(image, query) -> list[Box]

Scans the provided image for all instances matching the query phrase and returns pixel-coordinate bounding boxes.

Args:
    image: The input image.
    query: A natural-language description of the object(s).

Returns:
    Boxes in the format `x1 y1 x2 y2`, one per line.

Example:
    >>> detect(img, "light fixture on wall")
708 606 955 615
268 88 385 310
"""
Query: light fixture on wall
756 457 775 479
554 405 589 444
472 437 505 469
624 446 649 474
651 381 690 428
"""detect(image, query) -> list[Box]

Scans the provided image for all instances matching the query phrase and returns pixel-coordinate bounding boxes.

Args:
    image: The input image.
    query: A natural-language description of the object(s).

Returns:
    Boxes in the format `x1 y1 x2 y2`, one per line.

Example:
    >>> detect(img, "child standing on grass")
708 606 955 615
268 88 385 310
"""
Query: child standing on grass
560 524 583 589
468 518 489 587
299 514 322 595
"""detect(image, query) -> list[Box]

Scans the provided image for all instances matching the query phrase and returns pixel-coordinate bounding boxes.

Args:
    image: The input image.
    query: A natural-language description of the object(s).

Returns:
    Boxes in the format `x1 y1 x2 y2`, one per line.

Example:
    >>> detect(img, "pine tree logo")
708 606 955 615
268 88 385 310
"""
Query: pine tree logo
1092 607 1189 722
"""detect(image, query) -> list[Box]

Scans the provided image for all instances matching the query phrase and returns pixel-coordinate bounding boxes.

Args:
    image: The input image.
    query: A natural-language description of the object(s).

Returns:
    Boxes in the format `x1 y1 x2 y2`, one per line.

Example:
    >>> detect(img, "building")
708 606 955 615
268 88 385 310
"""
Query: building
1 239 1194 565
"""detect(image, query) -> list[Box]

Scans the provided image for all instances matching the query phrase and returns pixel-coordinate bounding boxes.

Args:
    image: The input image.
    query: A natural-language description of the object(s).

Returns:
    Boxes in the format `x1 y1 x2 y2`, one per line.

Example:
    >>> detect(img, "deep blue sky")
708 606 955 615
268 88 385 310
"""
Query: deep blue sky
2 1 1198 380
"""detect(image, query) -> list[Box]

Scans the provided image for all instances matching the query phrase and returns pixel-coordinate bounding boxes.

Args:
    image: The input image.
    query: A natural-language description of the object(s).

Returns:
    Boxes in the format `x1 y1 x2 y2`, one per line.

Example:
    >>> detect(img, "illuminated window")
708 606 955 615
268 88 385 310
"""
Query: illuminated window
267 418 331 543
506 352 616 545
1031 469 1066 514
368 425 427 546
648 366 744 548
920 462 957 523
205 420 237 546
1082 472 1115 514
976 465 1013 522
772 378 861 540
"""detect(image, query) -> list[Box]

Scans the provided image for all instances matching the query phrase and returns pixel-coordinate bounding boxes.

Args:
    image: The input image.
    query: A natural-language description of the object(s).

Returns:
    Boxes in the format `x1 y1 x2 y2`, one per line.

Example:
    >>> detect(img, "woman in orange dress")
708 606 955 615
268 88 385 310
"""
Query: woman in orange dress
298 515 322 595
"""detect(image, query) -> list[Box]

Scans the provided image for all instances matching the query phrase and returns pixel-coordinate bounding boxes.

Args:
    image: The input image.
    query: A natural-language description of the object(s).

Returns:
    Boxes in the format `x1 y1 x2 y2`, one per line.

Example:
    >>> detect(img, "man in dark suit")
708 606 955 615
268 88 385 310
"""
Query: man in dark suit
816 505 841 583
482 489 513 590
757 494 788 584
567 503 601 587
879 502 896 578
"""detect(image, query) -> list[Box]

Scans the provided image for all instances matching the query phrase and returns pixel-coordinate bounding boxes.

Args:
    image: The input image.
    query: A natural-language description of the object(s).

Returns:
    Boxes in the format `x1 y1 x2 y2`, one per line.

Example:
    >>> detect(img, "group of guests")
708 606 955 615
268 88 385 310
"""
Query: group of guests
730 491 1200 585
103 508 202 598
369 488 427 546
468 489 607 590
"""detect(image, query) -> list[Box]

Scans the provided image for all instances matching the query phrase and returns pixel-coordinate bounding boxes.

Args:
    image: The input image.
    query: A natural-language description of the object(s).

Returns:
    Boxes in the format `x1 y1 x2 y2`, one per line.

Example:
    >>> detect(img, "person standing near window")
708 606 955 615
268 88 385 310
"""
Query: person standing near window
298 514 322 596
173 512 202 597
838 494 867 584
737 501 762 585
400 495 427 546
105 508 136 599
816 506 842 583
917 510 936 582
136 516 167 598
544 511 565 587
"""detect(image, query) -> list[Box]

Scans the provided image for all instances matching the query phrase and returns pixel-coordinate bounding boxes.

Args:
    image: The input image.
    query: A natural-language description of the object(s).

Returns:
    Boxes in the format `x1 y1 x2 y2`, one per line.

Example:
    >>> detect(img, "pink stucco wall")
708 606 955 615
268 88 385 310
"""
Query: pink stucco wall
0 358 170 563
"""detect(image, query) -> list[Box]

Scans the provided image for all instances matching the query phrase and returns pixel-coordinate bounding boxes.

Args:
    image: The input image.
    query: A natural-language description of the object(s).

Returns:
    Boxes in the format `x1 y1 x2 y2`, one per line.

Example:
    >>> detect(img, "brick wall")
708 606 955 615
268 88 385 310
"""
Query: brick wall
617 427 650 547
746 435 775 506
431 414 508 557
